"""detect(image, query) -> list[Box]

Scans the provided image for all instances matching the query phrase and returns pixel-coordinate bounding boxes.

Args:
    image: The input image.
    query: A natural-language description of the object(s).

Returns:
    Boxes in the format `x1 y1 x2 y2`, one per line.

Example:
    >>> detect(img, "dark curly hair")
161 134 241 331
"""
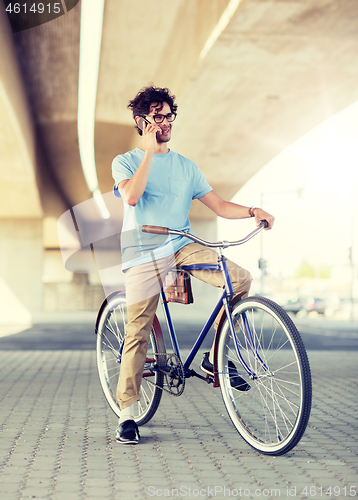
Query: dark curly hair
127 84 178 135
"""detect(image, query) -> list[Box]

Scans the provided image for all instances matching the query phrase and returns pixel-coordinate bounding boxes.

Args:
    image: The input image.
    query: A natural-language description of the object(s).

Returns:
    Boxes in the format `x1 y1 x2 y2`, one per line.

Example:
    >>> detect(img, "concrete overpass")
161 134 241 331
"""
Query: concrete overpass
1 0 357 323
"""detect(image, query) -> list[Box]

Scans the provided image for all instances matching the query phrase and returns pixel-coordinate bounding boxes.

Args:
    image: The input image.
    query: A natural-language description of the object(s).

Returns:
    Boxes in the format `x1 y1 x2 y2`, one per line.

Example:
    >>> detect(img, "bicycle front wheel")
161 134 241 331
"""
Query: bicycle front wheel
217 296 312 455
96 292 166 426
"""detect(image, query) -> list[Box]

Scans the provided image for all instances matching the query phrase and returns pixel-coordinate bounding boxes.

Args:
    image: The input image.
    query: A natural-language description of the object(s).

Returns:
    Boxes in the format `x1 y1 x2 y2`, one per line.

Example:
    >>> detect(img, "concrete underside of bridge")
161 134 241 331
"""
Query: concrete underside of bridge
0 0 357 319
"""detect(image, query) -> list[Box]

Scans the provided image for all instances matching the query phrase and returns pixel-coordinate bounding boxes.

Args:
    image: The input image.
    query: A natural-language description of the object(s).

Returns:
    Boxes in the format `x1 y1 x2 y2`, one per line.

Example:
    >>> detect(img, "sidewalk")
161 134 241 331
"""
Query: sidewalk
0 348 357 500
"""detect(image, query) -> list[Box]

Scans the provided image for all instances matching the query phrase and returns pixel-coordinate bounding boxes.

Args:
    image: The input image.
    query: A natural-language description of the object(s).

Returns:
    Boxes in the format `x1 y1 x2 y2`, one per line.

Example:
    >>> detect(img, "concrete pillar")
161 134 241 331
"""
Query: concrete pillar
0 8 44 328
0 219 43 327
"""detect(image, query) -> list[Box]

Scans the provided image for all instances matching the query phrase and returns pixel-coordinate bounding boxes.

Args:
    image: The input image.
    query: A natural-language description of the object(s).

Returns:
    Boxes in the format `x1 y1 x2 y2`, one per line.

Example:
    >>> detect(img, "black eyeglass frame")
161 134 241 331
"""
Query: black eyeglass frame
141 113 177 124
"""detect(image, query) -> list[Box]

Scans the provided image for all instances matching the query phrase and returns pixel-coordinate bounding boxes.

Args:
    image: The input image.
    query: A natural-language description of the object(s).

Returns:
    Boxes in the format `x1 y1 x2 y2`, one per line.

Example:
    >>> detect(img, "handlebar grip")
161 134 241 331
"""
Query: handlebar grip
260 220 269 228
142 225 169 235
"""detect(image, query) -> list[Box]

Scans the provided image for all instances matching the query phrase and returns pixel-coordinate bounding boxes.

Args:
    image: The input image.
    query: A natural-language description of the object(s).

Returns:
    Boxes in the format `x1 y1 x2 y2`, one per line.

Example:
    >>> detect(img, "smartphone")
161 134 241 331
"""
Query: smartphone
137 115 151 131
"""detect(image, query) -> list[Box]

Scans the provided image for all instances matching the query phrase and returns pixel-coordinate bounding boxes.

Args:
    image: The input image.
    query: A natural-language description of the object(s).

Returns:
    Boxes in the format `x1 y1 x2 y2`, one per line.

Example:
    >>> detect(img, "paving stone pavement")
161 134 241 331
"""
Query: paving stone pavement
0 349 357 500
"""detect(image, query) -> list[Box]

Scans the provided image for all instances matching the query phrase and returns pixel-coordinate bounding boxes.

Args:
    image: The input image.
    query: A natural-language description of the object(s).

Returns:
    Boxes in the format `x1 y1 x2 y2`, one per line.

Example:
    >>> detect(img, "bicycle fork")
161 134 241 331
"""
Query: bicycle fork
225 309 270 380
219 252 269 379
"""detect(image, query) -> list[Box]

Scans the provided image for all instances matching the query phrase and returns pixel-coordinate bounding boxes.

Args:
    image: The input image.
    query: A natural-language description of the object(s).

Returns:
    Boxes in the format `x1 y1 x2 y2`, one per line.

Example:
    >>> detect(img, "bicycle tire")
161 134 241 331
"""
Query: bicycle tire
96 292 166 426
216 296 312 455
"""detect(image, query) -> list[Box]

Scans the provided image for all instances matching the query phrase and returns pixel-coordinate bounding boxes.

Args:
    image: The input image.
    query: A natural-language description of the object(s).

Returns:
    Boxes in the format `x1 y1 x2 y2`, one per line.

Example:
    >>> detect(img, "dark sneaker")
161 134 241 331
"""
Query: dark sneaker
200 352 251 391
116 419 140 444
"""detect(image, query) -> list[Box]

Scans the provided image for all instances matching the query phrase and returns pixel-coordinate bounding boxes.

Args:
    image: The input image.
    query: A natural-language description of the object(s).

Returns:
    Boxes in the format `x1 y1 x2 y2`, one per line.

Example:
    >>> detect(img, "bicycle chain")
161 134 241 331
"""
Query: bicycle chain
146 353 185 397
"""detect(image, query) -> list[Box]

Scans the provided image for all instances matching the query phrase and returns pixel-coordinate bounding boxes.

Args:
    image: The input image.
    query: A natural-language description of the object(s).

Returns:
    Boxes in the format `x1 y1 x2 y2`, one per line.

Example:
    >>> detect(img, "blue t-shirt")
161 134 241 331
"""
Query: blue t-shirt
112 147 212 270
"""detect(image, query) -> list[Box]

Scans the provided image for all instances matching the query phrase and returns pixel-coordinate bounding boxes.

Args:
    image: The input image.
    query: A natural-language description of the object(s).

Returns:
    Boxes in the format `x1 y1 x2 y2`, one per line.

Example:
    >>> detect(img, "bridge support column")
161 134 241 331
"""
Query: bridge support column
0 219 43 329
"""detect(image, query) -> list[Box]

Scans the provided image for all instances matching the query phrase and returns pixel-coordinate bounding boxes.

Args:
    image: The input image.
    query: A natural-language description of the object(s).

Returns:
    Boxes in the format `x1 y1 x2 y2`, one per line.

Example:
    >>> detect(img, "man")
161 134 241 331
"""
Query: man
112 85 274 444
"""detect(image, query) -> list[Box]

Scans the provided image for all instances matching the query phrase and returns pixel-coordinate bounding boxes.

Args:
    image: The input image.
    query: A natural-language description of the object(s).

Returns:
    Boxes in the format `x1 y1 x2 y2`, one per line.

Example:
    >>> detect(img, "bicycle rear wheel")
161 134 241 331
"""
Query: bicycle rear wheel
217 296 312 455
96 292 166 426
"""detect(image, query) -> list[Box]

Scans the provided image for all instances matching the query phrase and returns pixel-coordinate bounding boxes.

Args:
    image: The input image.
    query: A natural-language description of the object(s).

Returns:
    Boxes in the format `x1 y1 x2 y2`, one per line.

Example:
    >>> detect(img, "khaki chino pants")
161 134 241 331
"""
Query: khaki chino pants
117 243 252 409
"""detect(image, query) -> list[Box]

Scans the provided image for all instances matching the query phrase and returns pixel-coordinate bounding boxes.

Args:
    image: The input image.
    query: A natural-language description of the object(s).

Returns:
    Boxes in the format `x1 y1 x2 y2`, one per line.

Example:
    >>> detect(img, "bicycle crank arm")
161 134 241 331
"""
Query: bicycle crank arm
189 369 214 384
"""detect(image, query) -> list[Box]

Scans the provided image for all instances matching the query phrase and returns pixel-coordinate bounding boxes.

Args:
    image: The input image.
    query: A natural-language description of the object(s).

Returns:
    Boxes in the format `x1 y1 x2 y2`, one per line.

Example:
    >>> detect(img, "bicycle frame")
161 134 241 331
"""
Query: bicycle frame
160 254 257 380
141 221 269 381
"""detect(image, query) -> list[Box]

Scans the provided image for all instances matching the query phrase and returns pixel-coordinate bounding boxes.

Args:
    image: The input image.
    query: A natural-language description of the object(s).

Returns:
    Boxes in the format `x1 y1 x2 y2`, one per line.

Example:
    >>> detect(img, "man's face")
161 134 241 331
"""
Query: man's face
147 101 173 143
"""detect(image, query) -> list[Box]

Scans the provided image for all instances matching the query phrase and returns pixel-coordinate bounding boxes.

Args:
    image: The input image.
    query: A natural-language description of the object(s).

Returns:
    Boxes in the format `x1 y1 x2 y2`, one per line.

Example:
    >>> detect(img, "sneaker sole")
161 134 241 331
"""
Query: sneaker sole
116 437 139 445
200 365 214 376
231 382 251 392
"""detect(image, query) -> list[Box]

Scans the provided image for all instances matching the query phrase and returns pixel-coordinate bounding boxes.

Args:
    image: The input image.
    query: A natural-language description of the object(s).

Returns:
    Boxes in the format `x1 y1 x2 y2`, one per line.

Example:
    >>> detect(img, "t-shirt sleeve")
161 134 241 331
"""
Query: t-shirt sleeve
112 155 134 198
192 163 213 199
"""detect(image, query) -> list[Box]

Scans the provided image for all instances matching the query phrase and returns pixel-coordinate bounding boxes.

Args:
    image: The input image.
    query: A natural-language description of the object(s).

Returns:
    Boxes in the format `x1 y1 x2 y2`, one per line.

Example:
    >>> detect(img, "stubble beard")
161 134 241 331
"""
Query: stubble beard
156 127 171 143
156 135 171 144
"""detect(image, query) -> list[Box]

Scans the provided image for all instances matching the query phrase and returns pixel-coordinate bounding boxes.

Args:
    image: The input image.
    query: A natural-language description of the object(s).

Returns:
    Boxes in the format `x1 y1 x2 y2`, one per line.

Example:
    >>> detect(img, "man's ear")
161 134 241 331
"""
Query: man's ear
135 116 144 135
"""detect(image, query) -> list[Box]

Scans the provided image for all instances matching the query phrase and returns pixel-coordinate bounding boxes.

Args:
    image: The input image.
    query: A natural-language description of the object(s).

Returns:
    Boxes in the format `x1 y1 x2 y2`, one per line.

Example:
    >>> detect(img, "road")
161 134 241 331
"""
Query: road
0 315 357 351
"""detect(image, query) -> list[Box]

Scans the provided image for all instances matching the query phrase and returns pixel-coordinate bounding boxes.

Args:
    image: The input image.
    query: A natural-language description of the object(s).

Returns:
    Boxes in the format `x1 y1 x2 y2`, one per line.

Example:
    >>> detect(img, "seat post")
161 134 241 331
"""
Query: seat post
218 249 235 300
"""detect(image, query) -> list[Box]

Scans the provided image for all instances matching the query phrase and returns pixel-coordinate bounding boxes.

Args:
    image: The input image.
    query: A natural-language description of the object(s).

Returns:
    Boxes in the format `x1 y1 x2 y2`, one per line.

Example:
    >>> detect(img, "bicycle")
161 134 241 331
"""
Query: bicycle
95 221 312 456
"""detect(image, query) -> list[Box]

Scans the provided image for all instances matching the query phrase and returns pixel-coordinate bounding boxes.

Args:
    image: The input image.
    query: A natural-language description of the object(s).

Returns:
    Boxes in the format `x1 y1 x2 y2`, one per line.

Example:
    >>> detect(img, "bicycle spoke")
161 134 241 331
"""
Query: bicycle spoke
96 294 165 425
217 296 311 455
140 380 155 403
258 379 298 420
101 331 120 357
271 379 301 407
105 317 121 339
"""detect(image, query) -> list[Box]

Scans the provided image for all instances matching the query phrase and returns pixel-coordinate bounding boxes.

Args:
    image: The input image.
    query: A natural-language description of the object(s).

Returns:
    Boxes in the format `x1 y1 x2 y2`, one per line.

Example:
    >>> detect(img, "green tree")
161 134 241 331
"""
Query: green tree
295 261 331 279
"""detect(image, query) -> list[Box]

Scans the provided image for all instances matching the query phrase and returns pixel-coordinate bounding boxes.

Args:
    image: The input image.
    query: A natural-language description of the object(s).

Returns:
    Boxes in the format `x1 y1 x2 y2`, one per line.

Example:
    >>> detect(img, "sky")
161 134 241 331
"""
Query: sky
218 100 358 283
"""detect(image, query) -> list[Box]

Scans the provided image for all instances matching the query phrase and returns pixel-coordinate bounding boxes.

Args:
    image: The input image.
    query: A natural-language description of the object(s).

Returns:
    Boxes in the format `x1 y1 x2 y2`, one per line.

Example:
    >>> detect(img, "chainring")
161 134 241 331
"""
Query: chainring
146 353 185 397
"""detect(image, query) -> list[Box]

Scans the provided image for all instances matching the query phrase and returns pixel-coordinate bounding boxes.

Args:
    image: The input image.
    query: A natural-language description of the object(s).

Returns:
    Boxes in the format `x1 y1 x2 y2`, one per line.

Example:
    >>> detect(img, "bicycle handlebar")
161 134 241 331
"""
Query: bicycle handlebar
142 220 268 249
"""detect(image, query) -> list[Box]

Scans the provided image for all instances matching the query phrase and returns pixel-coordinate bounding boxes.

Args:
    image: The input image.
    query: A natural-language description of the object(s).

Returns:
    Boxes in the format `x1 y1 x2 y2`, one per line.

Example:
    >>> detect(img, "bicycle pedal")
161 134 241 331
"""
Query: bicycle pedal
204 372 219 388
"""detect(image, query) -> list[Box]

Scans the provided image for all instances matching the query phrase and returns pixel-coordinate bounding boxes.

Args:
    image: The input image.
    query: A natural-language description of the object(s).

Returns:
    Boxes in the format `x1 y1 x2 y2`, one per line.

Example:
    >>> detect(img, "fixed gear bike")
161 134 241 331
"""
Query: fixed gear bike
95 222 312 456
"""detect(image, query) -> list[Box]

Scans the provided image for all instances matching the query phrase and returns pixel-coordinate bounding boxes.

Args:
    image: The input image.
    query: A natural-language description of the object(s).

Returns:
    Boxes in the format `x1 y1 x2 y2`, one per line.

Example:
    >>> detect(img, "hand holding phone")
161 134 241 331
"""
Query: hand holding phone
137 115 161 152
137 116 151 131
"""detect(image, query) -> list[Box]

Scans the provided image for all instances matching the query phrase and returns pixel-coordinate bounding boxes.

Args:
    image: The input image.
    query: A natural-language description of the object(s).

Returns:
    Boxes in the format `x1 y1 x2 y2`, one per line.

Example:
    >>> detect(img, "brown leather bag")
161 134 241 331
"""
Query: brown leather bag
163 270 194 305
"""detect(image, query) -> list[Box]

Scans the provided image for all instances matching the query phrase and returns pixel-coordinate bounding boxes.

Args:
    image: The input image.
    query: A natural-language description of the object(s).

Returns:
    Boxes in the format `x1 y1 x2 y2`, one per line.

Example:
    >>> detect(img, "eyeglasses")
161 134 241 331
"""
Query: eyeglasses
146 113 177 124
